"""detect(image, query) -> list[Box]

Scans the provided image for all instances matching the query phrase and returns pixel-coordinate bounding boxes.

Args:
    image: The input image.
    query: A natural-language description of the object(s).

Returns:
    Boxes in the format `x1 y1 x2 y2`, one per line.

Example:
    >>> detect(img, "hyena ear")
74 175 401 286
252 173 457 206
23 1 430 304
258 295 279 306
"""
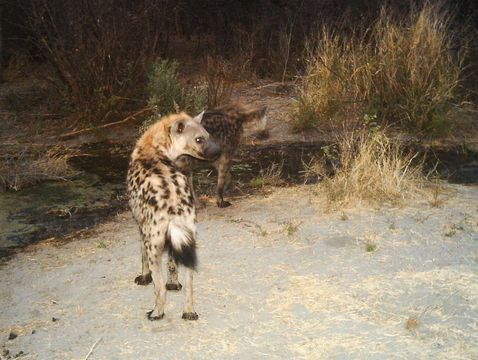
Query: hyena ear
192 111 205 123
172 121 185 134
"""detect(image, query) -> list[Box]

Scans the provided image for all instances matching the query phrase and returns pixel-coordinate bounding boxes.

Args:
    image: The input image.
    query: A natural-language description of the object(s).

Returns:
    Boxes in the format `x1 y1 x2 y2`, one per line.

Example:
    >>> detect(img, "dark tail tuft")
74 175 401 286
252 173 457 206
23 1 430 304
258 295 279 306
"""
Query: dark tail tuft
168 242 197 269
165 225 197 269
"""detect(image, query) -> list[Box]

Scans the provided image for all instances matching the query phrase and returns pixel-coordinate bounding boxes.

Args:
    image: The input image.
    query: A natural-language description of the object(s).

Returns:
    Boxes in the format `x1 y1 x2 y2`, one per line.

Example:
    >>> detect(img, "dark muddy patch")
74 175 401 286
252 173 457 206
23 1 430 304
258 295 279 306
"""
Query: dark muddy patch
1 141 477 257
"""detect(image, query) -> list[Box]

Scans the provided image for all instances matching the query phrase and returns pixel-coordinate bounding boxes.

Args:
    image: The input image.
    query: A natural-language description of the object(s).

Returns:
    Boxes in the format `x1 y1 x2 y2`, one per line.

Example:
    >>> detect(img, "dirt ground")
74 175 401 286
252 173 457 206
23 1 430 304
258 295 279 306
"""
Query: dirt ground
1 184 477 359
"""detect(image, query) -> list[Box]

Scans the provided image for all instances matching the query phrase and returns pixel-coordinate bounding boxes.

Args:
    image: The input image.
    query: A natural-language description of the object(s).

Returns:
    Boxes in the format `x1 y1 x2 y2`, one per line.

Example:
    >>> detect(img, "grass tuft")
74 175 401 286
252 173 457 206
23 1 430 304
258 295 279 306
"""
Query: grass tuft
283 221 301 237
365 243 378 252
318 128 425 208
250 162 284 188
0 146 80 191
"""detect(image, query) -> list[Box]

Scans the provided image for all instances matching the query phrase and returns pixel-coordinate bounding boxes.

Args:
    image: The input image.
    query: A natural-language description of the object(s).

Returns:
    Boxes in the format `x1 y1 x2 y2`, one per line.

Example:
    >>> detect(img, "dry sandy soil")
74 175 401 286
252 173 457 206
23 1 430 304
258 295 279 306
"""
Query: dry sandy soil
1 184 477 359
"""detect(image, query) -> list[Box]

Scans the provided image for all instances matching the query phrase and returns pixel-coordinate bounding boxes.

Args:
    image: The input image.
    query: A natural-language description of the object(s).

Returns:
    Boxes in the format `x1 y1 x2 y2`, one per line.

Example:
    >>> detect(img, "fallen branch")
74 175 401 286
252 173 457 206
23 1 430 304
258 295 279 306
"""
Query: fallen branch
58 107 153 140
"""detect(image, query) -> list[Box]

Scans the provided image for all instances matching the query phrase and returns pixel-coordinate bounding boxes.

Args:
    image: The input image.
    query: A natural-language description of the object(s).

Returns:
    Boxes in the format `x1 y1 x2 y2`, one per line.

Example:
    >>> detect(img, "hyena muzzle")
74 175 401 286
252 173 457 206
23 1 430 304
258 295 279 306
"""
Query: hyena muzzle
176 103 267 208
127 112 221 320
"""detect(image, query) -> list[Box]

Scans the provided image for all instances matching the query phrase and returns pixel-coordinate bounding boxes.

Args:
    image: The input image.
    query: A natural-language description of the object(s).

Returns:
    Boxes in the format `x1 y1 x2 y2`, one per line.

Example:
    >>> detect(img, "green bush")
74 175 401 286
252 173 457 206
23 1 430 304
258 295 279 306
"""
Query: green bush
147 59 207 117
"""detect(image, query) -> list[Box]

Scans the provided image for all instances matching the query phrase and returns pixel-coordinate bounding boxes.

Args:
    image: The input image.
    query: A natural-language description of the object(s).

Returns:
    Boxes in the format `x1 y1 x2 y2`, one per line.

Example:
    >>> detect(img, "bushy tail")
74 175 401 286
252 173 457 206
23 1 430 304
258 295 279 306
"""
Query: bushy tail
239 105 267 125
166 220 197 269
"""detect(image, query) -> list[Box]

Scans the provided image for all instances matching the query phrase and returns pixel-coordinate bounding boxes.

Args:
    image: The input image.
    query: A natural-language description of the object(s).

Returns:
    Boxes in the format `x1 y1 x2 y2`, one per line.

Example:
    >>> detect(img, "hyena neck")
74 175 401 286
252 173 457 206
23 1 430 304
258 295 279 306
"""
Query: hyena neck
133 147 176 171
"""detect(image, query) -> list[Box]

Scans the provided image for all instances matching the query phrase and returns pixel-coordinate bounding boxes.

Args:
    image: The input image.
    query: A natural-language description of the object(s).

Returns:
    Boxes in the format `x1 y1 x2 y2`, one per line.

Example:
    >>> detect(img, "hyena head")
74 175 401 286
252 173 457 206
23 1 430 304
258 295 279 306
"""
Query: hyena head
140 112 221 161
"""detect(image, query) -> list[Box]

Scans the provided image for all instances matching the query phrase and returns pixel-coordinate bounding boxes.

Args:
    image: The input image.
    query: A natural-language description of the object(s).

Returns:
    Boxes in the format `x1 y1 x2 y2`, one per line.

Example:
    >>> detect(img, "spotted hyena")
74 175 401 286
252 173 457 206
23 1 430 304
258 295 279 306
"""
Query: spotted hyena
176 103 267 208
127 112 221 320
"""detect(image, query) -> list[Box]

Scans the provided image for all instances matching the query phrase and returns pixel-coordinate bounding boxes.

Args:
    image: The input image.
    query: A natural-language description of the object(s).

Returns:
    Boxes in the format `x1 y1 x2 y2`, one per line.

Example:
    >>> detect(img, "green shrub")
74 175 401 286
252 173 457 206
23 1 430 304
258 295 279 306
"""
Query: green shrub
147 59 207 117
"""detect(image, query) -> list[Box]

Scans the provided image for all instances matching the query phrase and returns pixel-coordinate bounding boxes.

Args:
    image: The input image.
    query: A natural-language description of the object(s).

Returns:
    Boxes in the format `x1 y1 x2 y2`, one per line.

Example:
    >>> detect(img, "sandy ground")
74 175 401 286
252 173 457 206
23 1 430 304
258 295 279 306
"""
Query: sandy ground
1 184 477 359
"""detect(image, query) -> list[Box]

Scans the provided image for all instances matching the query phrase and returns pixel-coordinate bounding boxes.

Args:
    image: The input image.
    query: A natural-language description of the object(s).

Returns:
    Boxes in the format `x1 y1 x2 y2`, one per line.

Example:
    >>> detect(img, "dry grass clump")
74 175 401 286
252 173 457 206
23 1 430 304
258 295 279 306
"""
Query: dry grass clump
250 162 285 188
319 129 425 208
293 4 472 135
0 146 80 191
301 155 329 184
206 56 235 107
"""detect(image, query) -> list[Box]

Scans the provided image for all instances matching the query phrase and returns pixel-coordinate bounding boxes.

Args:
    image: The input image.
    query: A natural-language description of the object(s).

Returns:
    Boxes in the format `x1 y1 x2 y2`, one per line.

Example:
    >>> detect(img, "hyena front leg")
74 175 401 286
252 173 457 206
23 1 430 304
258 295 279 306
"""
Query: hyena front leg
224 170 232 191
134 232 152 285
215 155 232 208
166 255 182 291
187 173 204 209
181 267 198 320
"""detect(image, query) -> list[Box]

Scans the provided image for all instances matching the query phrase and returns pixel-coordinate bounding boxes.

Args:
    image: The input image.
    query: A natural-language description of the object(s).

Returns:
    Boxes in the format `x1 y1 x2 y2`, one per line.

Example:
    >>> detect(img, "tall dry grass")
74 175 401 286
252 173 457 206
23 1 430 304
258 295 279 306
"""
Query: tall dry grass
293 4 471 135
205 56 234 108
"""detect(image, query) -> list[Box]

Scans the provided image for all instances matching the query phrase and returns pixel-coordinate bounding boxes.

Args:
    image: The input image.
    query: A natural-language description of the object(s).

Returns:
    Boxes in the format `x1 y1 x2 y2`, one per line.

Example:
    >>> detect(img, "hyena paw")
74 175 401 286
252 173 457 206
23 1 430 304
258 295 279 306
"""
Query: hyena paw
134 273 152 285
182 312 199 321
166 282 182 291
147 310 165 321
217 200 232 208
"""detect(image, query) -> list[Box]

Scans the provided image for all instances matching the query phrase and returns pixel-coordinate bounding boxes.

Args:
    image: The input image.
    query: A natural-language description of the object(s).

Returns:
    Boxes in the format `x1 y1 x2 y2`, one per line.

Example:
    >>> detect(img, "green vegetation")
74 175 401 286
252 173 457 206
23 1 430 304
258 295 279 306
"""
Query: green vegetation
147 59 207 117
365 243 378 252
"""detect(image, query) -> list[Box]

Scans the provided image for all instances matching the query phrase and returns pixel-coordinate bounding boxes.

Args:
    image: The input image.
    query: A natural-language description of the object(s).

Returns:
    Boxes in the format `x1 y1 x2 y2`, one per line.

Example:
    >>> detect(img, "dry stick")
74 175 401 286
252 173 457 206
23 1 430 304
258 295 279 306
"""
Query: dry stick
280 0 304 83
84 337 103 360
57 107 153 140
252 82 290 90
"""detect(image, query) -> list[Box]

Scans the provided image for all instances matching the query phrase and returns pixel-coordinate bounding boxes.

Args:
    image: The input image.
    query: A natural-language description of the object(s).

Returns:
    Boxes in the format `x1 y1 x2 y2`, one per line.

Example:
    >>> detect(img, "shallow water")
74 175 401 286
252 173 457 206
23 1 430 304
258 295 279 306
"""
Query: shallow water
1 141 476 257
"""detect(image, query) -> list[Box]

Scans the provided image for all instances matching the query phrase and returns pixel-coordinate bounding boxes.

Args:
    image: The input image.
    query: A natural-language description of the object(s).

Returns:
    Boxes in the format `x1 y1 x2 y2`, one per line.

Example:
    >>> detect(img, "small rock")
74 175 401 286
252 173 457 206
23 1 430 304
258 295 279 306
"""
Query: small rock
51 317 59 322
8 332 17 340
31 330 36 335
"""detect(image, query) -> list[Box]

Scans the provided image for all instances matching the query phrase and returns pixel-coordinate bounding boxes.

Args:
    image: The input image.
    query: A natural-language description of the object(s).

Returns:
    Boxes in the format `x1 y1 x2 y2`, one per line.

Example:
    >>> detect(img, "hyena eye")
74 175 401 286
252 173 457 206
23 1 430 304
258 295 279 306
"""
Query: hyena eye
195 137 204 144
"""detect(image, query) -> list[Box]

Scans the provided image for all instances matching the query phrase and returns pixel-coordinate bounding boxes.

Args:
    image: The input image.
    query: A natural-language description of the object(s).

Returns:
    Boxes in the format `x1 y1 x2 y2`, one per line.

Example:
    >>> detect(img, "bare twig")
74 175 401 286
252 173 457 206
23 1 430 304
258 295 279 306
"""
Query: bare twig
57 107 153 140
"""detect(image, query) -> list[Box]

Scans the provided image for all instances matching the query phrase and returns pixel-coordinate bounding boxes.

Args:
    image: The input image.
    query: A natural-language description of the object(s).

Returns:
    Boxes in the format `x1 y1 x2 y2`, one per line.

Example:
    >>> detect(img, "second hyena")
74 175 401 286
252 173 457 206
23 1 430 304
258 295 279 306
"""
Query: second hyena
127 112 221 320
176 103 267 208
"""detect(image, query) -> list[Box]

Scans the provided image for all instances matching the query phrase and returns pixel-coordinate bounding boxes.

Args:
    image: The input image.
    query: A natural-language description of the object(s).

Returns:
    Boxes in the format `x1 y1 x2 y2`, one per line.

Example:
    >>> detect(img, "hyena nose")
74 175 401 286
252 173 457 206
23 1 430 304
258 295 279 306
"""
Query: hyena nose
205 141 222 160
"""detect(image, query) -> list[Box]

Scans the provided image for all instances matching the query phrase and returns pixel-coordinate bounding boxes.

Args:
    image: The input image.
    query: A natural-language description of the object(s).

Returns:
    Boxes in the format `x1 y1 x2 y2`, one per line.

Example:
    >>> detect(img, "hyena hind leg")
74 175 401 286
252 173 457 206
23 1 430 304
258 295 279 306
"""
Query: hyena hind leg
166 255 182 291
147 246 167 320
134 238 152 285
181 266 198 320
